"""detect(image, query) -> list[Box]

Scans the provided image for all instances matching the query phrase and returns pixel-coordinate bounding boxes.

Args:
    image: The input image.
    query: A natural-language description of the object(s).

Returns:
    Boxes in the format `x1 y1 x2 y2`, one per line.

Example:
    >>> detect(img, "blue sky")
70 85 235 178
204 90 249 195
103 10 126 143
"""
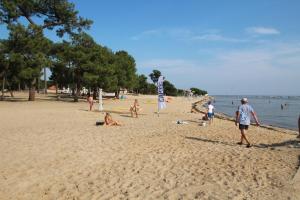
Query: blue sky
1 0 300 95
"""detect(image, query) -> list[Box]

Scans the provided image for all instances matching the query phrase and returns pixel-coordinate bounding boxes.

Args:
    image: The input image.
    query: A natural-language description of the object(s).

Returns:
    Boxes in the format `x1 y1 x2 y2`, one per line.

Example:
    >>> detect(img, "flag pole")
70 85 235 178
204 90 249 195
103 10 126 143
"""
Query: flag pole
99 88 103 112
157 102 160 117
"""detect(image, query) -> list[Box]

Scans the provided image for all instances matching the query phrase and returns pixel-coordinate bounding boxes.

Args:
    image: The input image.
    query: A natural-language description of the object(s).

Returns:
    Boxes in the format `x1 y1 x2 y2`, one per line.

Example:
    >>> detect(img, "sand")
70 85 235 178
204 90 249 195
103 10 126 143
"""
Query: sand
0 93 299 200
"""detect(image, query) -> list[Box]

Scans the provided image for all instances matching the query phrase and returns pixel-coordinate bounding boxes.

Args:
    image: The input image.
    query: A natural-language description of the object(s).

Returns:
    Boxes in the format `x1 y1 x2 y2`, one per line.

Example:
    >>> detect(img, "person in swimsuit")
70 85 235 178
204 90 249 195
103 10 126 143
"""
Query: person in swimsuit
130 99 140 118
87 93 94 111
104 113 122 126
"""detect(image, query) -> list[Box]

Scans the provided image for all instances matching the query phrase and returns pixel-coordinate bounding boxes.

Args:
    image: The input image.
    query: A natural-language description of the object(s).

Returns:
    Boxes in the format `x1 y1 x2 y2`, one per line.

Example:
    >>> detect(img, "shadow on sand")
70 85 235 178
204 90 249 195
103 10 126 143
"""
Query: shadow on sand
185 136 237 147
186 136 300 149
256 139 300 149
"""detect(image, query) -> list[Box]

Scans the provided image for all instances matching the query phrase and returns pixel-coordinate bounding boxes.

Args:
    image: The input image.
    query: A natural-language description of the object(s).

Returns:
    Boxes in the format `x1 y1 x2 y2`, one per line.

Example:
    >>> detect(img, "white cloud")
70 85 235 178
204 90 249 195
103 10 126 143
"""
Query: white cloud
131 28 246 43
137 42 300 95
130 29 162 40
246 27 280 35
191 33 247 42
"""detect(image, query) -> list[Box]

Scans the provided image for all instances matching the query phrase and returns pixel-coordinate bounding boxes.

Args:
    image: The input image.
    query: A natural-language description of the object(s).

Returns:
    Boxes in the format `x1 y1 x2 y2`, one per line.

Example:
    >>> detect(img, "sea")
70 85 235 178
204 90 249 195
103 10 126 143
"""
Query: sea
212 95 300 131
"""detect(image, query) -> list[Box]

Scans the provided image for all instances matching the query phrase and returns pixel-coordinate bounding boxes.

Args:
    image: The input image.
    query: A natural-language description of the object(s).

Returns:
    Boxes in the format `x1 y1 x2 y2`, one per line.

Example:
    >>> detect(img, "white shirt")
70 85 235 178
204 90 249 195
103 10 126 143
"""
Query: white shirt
208 104 214 113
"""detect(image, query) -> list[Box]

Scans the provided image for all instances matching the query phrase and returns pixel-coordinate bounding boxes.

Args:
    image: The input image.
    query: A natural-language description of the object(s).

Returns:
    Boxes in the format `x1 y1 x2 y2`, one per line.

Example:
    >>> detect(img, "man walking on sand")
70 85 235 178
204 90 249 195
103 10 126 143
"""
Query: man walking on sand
235 98 260 148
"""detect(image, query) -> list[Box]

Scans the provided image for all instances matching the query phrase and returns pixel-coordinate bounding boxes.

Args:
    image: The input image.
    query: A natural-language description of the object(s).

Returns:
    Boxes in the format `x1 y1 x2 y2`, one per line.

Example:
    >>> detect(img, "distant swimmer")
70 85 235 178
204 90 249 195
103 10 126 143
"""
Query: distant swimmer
232 101 234 105
281 104 284 110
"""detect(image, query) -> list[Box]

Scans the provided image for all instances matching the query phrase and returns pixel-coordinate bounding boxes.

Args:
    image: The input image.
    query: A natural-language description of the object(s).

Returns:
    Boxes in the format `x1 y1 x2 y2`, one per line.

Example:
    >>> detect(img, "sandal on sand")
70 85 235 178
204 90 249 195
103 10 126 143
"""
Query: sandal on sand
246 144 252 148
237 142 243 145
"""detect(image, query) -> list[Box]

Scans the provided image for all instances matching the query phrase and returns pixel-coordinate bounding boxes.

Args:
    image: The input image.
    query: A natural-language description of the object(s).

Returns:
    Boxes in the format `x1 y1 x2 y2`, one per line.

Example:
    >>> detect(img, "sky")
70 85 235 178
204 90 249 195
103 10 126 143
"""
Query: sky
1 0 300 95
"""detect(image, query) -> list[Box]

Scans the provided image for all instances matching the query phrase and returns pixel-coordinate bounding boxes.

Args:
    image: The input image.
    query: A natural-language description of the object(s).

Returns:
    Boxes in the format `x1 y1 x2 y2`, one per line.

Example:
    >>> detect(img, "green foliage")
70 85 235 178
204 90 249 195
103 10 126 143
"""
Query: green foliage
133 74 157 94
50 33 98 99
0 0 92 100
163 80 178 96
147 83 157 94
0 0 92 37
149 69 161 84
134 74 148 94
190 87 207 96
6 24 51 87
177 89 185 96
0 40 8 76
1 0 208 100
114 50 137 91
49 34 138 96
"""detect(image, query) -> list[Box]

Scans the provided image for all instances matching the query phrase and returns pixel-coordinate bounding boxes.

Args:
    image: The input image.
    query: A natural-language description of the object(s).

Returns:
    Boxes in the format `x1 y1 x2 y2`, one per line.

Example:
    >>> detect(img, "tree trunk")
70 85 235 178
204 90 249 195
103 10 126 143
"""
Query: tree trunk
1 76 5 100
28 79 36 101
73 84 80 102
44 67 47 94
29 87 35 101
9 90 14 97
93 88 97 100
115 89 121 99
37 78 40 93
55 83 58 95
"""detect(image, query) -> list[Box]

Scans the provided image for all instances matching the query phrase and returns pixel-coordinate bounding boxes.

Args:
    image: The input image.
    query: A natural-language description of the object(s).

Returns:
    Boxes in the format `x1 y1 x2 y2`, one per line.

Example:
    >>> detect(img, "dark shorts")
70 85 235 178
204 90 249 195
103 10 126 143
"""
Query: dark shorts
239 124 249 130
208 112 214 118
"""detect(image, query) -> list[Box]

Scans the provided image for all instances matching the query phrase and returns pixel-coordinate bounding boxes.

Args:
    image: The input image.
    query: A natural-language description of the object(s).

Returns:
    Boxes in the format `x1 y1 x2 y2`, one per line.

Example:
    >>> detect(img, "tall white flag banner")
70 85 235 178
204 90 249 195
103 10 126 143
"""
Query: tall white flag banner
157 76 166 110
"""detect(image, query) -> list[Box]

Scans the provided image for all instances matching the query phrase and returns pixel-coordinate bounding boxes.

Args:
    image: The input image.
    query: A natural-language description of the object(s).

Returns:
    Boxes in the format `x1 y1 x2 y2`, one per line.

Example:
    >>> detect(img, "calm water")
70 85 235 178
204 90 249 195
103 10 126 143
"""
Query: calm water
212 95 300 130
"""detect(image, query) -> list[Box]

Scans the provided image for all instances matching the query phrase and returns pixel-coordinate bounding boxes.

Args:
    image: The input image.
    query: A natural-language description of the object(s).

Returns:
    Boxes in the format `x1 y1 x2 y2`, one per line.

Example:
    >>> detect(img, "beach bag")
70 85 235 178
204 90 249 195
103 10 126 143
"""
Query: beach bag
96 121 105 126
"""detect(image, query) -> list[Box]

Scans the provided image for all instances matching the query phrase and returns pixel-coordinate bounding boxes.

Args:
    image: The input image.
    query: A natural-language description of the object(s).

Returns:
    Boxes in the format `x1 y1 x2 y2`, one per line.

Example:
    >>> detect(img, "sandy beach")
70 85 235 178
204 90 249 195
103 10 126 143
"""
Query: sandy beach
0 93 299 200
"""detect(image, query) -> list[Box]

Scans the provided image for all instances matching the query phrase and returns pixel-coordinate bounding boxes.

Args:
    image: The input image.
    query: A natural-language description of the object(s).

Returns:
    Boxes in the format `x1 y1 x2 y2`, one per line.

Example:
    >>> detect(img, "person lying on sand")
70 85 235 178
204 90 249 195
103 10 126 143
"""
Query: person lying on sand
130 99 140 118
104 113 122 126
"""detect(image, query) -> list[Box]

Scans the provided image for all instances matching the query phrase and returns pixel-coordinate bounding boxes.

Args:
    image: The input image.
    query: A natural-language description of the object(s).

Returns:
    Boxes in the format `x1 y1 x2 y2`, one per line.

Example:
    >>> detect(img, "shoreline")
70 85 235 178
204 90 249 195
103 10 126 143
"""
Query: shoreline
193 96 300 199
193 96 298 135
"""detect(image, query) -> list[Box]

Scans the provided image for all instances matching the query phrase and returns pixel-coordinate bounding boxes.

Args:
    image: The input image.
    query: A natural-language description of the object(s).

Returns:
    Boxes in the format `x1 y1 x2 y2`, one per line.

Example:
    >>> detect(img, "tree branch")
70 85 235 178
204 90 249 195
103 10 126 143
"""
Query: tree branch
18 6 36 25
42 21 65 29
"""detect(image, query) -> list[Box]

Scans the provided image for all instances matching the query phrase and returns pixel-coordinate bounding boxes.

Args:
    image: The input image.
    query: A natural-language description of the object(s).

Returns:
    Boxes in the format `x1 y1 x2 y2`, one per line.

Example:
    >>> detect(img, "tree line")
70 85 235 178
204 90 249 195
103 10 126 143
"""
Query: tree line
0 0 207 101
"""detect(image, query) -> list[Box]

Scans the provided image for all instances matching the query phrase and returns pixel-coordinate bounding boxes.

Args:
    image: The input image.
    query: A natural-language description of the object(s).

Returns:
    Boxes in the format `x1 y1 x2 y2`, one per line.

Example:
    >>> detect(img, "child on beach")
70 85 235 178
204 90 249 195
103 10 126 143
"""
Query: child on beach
207 101 215 124
87 93 94 111
235 98 260 148
130 99 140 118
104 113 122 126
